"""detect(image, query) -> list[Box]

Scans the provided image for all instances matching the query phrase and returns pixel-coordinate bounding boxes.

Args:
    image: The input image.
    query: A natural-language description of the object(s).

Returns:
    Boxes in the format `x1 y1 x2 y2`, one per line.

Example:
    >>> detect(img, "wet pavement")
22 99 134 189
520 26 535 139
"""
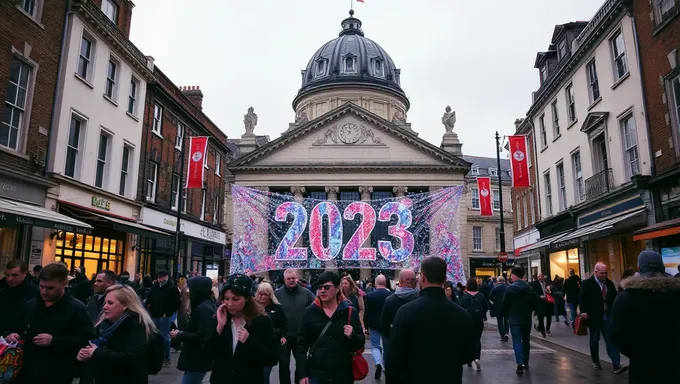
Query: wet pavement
149 328 629 383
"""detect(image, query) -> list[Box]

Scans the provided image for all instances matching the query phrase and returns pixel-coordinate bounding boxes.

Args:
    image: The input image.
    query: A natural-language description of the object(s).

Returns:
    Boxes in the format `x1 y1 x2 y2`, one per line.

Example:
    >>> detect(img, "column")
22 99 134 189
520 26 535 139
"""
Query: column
359 186 373 201
393 186 408 197
358 186 373 281
325 186 339 201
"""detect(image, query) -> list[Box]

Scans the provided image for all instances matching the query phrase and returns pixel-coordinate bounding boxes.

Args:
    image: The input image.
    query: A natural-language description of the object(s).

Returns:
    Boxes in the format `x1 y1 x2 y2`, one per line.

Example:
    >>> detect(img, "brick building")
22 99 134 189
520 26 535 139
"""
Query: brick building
136 67 230 278
630 0 680 258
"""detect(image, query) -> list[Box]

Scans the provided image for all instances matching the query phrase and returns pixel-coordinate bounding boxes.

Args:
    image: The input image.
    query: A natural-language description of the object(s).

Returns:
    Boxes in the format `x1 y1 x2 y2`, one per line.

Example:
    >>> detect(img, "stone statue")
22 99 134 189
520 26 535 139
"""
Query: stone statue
243 106 258 136
294 110 309 125
441 105 456 133
392 108 407 125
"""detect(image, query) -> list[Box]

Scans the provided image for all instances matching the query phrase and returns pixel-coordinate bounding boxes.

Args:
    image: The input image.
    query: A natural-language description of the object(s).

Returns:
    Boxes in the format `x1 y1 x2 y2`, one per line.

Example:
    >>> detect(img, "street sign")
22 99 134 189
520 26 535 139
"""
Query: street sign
497 251 508 263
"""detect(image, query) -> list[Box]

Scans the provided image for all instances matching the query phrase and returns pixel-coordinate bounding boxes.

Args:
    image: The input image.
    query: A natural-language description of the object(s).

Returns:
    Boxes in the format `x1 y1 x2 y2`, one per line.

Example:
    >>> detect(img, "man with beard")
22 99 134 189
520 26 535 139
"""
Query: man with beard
0 260 38 336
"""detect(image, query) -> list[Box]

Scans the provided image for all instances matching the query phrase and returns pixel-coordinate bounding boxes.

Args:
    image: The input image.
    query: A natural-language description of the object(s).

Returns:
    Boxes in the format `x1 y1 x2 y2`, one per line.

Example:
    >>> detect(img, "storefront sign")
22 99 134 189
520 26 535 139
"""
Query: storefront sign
469 258 516 268
578 197 644 227
550 237 582 250
0 211 91 234
0 176 46 205
91 196 111 211
141 207 226 245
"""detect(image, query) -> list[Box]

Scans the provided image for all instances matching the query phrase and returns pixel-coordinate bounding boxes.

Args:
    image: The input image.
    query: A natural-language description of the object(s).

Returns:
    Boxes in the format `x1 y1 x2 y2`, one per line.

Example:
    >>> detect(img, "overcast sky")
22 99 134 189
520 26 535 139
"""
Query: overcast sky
130 0 603 158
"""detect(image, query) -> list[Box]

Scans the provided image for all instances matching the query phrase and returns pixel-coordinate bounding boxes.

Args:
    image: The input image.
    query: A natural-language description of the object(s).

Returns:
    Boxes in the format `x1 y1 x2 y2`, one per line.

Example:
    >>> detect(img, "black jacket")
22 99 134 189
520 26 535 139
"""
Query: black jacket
502 280 538 325
69 274 93 305
488 284 507 318
205 314 278 383
146 280 180 318
610 274 680 384
274 285 315 336
363 288 392 331
386 287 475 384
563 274 581 305
380 288 419 339
0 275 38 336
265 303 288 340
460 291 488 330
177 277 217 372
12 294 94 384
296 298 365 384
579 275 617 327
86 294 105 324
86 314 149 384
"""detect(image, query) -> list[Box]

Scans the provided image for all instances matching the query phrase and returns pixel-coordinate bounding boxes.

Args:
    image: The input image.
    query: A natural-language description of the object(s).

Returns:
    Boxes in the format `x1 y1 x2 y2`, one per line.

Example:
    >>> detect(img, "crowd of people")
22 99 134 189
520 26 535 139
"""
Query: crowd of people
0 250 679 383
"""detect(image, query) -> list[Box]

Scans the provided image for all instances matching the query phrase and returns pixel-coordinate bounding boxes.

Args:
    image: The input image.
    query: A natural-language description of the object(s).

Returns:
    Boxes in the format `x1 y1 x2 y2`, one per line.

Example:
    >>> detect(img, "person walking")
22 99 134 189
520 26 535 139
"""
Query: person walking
579 262 627 374
363 274 392 379
274 269 315 384
563 269 581 328
386 257 476 384
380 269 419 339
0 260 38 337
340 275 366 332
146 269 181 367
87 270 117 323
530 273 553 337
488 276 509 341
610 251 680 383
502 266 538 375
256 282 288 384
460 278 488 371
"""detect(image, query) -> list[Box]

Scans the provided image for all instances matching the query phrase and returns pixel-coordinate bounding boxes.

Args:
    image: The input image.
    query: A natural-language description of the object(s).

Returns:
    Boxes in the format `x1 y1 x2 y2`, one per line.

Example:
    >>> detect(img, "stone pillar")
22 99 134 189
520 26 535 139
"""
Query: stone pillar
358 186 373 281
393 186 408 197
359 186 373 201
325 186 339 201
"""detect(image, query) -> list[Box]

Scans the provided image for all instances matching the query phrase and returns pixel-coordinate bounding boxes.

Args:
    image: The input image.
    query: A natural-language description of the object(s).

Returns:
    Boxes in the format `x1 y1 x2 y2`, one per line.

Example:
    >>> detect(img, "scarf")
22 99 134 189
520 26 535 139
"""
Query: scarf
92 313 130 347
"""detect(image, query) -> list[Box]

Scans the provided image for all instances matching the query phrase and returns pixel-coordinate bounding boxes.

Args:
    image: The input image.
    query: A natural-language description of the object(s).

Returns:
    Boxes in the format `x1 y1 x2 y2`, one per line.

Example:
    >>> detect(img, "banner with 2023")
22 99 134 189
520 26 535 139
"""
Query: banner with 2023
230 185 467 283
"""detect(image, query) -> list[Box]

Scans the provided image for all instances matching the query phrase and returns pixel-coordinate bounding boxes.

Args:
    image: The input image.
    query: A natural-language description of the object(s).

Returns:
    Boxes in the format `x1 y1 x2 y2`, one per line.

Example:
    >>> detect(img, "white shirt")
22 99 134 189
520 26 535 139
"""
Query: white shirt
231 320 239 354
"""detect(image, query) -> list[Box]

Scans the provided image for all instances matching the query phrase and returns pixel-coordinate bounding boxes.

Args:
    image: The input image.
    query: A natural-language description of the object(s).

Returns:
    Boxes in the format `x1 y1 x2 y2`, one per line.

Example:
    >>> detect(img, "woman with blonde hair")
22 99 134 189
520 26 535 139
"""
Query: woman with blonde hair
177 277 191 331
256 282 288 383
340 275 366 333
77 284 157 384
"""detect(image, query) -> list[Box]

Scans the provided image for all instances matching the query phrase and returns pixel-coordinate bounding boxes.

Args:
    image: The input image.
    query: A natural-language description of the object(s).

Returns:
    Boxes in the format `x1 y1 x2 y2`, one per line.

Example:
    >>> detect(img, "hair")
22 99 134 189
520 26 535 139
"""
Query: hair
33 265 42 273
97 285 157 339
177 277 187 291
97 270 117 283
340 275 360 296
443 281 454 291
497 276 506 284
511 266 525 279
256 282 280 305
39 263 69 282
120 270 130 277
142 275 153 288
6 259 27 273
466 278 479 292
220 286 264 325
420 257 447 285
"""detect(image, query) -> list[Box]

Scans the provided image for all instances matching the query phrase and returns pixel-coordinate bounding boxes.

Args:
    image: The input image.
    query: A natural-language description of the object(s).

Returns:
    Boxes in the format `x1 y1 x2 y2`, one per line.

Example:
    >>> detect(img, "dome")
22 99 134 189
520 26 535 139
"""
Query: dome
293 10 408 110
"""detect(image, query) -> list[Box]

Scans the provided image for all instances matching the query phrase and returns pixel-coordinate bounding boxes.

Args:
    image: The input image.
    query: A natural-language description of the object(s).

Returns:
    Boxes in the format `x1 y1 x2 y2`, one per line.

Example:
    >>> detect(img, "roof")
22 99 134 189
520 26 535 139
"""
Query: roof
462 155 512 182
227 136 271 159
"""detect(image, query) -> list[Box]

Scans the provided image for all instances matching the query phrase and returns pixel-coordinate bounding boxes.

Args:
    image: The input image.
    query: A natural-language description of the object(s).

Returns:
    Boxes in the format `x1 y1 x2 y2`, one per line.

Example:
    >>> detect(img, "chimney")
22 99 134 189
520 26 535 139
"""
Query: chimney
180 85 203 110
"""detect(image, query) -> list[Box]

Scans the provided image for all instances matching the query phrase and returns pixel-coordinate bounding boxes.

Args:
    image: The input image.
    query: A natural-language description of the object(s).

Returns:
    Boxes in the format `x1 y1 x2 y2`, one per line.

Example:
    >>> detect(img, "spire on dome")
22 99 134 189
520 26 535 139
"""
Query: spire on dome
339 9 364 37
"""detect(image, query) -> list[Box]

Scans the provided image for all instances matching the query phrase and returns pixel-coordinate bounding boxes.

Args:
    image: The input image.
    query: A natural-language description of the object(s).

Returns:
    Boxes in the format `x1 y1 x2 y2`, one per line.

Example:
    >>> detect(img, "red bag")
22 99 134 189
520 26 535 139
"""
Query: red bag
545 293 555 304
348 307 369 380
574 316 588 336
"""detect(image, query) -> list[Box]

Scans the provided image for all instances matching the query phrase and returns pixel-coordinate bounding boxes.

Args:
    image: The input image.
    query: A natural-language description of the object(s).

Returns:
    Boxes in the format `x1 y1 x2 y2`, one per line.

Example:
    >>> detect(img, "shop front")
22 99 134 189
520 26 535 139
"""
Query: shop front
546 237 580 281
469 256 516 279
513 228 541 278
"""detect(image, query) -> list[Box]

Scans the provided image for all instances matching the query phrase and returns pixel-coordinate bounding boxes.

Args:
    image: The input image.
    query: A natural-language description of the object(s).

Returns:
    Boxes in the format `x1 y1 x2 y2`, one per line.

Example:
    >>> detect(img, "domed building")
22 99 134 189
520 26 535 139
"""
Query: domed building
226 11 513 283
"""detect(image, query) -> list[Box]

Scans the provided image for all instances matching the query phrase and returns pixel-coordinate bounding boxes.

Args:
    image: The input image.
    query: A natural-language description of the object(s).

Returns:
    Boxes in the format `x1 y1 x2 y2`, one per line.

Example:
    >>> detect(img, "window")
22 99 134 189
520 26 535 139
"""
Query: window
203 148 209 169
611 31 628 81
529 193 535 225
544 172 553 215
1 59 31 150
146 162 157 202
489 168 498 177
540 65 548 84
557 39 568 61
127 78 138 115
95 132 109 188
102 0 118 23
374 60 384 77
21 0 36 16
215 152 221 176
521 196 527 229
65 115 83 178
493 189 501 210
566 84 576 123
471 166 479 176
539 115 547 148
181 188 187 213
473 226 482 251
653 0 676 24
345 56 356 73
586 59 600 103
315 59 328 77
524 197 530 228
471 187 480 209
200 190 206 221
213 193 220 225
152 104 163 135
571 151 584 203
557 163 567 211
673 77 680 137
171 173 180 210
495 227 501 251
119 146 130 196
77 36 93 80
551 100 560 137
105 59 117 99
176 122 184 150
620 115 641 177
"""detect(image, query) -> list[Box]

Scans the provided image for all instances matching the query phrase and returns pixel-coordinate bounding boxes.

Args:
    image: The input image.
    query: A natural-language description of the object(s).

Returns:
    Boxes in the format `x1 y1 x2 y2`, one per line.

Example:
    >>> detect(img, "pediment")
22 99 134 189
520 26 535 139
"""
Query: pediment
580 111 609 134
228 103 470 172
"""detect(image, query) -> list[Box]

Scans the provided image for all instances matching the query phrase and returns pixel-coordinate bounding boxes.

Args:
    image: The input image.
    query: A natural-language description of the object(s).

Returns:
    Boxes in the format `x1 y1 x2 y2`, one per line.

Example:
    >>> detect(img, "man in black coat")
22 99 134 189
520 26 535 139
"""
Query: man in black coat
563 268 581 327
0 260 38 336
488 276 508 341
380 269 419 339
5 263 94 384
86 270 117 323
386 257 476 384
68 265 92 304
529 273 552 337
502 266 538 375
147 269 180 366
578 262 627 373
363 274 392 379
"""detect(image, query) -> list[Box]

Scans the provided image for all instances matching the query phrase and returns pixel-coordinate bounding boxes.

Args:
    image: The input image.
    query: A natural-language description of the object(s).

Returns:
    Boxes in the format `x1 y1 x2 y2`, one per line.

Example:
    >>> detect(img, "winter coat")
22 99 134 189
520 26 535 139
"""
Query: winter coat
530 280 554 316
265 303 288 340
295 298 365 384
86 294 106 323
69 274 93 304
274 285 315 336
11 294 94 384
136 287 151 303
146 280 181 318
86 314 149 384
0 275 38 336
380 287 419 338
205 314 278 383
610 274 680 384
563 274 581 305
579 275 617 328
385 287 476 384
460 291 488 331
363 288 392 331
502 280 538 325
488 283 507 318
177 276 217 372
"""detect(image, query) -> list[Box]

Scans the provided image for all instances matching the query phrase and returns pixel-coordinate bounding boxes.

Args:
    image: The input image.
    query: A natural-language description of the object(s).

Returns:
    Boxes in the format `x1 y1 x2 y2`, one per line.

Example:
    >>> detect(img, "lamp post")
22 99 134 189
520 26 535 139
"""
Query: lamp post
174 133 186 275
495 131 508 276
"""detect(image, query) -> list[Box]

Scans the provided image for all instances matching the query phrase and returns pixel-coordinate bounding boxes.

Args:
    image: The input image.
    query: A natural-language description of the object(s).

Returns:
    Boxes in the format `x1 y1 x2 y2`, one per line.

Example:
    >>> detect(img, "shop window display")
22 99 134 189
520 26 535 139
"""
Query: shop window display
549 248 579 280
55 232 124 275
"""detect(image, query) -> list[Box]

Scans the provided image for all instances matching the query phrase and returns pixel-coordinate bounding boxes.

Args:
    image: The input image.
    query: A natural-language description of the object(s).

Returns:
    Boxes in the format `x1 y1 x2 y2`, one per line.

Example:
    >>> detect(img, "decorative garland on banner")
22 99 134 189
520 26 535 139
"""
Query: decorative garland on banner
230 185 466 283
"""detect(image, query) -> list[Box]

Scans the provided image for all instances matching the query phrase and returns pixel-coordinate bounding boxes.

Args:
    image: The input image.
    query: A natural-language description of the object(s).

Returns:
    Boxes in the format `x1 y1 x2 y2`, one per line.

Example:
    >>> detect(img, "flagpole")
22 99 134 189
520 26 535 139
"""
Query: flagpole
495 131 507 277
174 134 186 276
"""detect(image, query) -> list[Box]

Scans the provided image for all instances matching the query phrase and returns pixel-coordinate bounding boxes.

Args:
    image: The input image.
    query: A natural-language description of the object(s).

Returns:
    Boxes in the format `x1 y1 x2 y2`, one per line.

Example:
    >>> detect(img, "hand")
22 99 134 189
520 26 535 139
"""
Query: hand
580 313 588 319
216 303 228 328
540 295 545 299
5 333 19 344
343 325 353 338
33 333 53 347
77 348 89 362
237 326 250 343
280 337 287 345
169 329 180 339
299 378 309 384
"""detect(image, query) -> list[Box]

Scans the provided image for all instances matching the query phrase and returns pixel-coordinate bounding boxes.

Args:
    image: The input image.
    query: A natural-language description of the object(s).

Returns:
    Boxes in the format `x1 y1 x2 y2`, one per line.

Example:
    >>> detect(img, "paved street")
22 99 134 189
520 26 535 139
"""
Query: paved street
149 328 628 383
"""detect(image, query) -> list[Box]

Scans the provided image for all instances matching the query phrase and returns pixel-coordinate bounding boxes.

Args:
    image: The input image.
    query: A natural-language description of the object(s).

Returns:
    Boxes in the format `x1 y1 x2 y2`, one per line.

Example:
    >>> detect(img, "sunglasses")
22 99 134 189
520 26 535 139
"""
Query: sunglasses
317 284 335 291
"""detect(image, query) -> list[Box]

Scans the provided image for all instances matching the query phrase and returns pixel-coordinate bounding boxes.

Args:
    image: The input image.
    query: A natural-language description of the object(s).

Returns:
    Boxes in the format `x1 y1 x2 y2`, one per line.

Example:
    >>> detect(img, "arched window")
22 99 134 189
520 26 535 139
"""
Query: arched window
345 56 355 73
374 59 384 77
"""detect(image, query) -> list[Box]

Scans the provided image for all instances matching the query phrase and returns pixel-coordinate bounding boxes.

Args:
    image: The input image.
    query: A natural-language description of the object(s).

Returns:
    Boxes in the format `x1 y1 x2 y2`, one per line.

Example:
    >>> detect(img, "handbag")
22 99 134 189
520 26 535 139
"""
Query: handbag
574 316 588 336
545 293 555 304
347 307 369 380
0 340 24 383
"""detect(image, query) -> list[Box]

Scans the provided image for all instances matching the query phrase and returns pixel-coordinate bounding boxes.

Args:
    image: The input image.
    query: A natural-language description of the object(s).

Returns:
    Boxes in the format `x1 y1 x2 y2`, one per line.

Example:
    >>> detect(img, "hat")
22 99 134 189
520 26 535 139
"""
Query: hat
637 250 665 274
156 269 169 277
223 273 253 297
315 271 340 287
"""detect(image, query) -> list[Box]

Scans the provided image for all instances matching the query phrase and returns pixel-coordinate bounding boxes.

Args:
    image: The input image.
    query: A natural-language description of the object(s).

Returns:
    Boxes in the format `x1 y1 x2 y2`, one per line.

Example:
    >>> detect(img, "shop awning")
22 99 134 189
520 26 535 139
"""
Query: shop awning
86 211 174 240
0 198 92 234
558 208 647 244
633 217 680 241
519 233 569 255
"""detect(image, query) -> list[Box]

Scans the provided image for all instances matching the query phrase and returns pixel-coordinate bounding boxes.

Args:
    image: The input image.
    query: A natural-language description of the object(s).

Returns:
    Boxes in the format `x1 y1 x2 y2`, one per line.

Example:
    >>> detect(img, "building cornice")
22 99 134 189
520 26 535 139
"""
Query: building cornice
50 173 142 208
228 164 468 174
0 167 57 189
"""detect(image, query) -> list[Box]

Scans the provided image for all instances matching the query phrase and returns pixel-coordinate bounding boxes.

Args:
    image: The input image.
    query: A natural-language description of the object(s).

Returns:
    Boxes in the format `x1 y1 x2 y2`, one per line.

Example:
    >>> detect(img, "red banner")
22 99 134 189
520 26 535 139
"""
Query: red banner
508 135 530 188
477 177 493 216
186 136 209 189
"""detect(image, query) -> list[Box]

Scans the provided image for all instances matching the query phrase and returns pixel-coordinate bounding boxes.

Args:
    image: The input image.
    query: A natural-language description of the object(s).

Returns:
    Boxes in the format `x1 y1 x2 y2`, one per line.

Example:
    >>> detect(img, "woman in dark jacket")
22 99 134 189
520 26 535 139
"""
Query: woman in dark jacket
460 278 488 371
77 285 156 384
444 281 461 306
204 274 278 383
296 271 365 384
256 282 288 383
170 276 217 384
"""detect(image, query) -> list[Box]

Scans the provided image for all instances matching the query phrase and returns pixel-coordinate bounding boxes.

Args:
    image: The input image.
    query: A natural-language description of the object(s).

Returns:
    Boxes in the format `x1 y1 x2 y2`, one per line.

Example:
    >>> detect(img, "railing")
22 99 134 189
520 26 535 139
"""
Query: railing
585 168 614 200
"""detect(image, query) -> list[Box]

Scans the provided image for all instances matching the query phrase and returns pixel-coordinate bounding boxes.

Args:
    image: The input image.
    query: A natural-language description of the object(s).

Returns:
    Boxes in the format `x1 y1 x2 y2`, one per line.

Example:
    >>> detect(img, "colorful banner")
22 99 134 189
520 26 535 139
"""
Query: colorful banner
508 135 530 188
477 177 493 216
230 185 467 283
186 137 209 189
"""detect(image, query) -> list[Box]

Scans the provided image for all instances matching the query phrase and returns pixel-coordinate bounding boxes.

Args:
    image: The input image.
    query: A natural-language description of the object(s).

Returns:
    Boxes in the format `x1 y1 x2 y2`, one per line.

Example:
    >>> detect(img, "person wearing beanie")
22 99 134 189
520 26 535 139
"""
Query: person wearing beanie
204 273 278 383
610 250 680 384
296 271 365 384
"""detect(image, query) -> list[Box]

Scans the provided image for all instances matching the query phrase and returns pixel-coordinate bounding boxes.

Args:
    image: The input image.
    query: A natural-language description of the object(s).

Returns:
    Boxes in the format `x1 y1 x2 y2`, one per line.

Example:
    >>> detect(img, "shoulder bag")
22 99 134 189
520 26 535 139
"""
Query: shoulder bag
348 307 369 380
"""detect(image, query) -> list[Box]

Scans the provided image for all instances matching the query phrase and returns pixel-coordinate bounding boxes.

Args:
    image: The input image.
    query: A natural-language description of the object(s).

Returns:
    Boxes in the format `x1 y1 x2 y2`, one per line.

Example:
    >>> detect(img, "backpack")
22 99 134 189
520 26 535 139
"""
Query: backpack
465 292 485 321
147 330 165 375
